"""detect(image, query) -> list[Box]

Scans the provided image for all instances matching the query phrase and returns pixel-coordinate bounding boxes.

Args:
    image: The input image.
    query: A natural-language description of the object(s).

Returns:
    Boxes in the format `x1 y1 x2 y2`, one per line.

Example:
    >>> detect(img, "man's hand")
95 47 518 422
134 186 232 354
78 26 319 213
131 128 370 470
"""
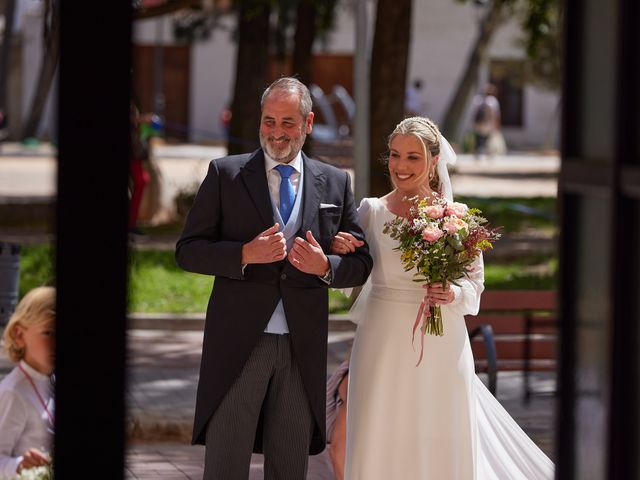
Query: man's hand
17 448 50 473
242 224 287 264
330 231 364 255
288 231 330 276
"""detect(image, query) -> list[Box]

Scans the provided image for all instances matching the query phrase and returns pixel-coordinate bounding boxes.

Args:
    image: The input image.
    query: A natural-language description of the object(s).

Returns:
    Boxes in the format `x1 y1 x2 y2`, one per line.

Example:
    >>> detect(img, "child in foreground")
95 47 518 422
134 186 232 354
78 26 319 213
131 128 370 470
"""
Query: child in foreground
0 287 55 479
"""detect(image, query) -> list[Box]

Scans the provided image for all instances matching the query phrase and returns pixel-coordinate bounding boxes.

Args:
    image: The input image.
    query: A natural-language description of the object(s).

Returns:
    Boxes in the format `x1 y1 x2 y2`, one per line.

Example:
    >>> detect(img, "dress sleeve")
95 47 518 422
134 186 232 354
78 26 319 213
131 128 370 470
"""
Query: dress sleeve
335 197 374 301
448 254 485 316
0 389 27 477
324 174 374 289
356 197 373 236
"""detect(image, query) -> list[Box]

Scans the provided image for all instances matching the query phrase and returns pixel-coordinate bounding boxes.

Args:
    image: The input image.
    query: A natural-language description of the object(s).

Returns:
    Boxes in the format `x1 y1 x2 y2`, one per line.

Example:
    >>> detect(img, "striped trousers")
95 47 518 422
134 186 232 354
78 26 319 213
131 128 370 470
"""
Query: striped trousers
204 333 314 479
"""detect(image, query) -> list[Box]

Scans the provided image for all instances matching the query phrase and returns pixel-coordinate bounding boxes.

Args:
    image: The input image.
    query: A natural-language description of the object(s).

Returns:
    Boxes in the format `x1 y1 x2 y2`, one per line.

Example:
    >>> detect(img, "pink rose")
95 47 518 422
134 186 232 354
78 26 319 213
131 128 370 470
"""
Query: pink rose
424 204 445 219
442 217 468 234
445 202 469 218
422 224 444 242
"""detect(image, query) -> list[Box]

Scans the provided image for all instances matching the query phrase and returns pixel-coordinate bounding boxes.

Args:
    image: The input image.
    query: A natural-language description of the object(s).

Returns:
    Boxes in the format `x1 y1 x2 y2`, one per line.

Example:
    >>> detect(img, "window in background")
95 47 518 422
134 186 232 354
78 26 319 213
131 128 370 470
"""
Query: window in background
489 59 525 128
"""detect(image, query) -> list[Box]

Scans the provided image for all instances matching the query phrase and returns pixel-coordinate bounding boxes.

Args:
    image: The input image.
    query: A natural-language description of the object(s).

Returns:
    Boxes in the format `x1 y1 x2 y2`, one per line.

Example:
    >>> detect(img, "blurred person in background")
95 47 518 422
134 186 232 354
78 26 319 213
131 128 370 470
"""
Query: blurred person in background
472 83 503 159
129 102 163 234
405 79 426 117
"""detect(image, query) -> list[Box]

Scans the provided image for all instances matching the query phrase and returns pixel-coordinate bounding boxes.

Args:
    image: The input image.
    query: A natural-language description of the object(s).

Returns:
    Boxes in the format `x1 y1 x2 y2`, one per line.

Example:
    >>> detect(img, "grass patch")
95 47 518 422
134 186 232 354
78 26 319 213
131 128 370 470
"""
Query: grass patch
16 246 557 314
128 250 354 313
484 262 556 290
456 196 557 233
128 250 213 313
484 252 557 291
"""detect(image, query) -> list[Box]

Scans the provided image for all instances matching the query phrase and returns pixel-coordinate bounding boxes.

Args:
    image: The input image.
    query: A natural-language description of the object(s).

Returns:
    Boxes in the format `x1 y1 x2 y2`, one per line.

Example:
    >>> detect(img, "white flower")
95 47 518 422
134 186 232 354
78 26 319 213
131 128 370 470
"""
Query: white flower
412 218 428 230
17 466 52 480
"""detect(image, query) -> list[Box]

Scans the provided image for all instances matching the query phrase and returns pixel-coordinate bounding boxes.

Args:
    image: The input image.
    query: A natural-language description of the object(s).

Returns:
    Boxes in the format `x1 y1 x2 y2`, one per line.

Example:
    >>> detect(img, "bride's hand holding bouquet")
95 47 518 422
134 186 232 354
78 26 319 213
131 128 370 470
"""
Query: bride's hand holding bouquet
383 194 501 364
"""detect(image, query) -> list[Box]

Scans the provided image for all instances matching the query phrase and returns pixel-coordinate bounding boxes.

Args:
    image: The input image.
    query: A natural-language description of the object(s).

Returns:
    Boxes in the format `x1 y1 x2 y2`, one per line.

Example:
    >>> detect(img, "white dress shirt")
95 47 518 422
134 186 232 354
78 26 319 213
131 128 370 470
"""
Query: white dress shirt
261 151 304 334
0 360 53 479
264 151 303 208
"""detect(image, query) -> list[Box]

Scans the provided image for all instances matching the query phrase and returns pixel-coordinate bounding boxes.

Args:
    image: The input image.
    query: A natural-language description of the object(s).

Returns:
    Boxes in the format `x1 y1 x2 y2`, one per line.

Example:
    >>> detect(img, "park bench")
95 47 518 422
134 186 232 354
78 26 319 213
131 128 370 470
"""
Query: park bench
466 290 557 401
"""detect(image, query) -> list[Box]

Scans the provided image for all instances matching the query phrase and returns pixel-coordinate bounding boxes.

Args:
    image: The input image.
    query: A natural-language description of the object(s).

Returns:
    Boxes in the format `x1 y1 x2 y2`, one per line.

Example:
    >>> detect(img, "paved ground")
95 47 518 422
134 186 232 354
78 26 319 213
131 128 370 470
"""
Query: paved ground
0 324 556 479
0 142 559 205
129 329 556 478
125 328 556 479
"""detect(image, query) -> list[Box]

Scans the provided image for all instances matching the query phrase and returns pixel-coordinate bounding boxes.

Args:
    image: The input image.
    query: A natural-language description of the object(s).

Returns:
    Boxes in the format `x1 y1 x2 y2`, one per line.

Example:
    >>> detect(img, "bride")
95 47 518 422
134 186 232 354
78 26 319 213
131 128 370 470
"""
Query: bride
329 116 554 479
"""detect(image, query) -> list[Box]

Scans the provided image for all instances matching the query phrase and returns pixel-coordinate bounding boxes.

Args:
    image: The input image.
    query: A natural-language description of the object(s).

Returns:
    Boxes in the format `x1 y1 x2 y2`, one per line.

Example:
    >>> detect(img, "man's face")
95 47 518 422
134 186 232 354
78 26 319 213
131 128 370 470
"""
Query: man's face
259 92 314 163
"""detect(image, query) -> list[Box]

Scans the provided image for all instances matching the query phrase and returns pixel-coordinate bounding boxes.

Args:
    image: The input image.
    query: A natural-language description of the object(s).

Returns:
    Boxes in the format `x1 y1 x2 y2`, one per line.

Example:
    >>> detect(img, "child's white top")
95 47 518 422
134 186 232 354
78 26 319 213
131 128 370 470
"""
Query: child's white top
0 360 54 479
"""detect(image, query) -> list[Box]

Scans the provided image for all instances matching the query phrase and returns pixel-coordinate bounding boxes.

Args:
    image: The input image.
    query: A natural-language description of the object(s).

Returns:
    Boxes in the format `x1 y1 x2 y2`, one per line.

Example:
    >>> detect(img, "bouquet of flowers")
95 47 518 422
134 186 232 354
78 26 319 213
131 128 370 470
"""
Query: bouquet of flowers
17 453 53 480
17 465 53 480
383 195 501 363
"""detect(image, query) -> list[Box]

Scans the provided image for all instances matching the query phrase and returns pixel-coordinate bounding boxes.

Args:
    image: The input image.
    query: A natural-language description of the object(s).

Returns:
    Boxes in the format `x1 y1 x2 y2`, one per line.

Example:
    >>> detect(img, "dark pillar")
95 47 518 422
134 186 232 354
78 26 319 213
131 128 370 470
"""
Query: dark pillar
55 2 131 477
557 0 640 478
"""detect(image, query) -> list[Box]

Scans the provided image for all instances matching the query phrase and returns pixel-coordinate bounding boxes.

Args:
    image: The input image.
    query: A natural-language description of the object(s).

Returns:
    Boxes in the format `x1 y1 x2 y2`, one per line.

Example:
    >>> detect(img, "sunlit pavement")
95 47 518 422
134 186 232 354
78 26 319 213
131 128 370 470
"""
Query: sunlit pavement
122 328 555 479
0 327 554 479
0 142 558 203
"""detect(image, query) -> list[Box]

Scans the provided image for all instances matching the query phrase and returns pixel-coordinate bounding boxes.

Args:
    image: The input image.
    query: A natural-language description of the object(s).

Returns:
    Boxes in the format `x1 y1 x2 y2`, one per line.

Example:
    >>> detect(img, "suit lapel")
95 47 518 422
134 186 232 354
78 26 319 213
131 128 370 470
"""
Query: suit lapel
301 153 326 233
240 149 275 228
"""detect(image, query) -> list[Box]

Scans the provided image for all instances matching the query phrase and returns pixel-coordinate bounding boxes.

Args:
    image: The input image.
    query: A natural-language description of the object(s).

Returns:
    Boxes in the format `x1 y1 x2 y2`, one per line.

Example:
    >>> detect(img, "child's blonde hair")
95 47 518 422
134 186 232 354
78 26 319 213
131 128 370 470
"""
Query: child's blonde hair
2 286 56 362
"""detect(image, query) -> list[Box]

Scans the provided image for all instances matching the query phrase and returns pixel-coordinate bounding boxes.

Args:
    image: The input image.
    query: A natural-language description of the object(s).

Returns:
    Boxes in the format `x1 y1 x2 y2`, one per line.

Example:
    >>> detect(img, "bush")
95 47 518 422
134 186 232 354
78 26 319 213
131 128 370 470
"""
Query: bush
19 244 55 297
456 196 557 233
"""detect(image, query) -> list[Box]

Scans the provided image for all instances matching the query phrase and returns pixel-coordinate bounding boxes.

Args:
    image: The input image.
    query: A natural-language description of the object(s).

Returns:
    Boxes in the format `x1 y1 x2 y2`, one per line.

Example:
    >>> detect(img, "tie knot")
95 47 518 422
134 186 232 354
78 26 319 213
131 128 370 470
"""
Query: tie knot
274 164 295 179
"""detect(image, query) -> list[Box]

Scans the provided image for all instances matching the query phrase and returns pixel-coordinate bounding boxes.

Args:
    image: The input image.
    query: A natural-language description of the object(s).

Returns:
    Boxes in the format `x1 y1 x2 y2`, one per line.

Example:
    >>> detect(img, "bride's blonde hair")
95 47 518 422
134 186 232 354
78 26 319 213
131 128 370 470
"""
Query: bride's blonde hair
387 116 442 193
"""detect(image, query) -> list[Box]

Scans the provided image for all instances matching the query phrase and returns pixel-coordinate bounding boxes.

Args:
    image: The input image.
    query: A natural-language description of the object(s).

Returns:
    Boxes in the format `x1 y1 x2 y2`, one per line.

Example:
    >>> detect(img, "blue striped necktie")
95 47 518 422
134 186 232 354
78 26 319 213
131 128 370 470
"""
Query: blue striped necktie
274 164 295 224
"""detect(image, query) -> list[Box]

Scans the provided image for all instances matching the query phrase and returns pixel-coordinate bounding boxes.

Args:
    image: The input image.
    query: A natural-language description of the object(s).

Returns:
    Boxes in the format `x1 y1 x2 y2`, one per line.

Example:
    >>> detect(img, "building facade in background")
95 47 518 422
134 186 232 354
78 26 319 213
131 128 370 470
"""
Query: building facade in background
11 0 560 150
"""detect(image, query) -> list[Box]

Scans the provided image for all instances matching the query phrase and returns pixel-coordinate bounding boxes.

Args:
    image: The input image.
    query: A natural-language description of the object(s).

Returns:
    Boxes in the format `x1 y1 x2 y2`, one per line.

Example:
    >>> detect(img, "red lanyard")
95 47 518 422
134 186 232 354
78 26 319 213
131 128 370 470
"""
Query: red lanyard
18 364 54 426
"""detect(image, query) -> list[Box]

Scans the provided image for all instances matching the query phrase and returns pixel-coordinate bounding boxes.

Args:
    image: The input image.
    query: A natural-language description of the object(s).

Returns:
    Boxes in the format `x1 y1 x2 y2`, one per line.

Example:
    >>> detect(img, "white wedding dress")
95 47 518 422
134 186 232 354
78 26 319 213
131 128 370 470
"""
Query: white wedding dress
344 197 554 480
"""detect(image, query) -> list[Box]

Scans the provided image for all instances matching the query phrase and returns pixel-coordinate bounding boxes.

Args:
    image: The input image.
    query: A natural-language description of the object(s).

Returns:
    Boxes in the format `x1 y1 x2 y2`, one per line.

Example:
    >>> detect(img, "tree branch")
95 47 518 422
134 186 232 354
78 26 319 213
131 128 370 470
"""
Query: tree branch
134 0 204 20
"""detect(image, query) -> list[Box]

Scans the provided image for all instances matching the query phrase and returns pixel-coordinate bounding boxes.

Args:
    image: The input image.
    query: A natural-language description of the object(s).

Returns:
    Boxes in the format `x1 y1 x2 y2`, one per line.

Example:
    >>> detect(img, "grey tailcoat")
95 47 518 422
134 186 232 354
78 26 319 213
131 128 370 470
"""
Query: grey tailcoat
175 149 373 454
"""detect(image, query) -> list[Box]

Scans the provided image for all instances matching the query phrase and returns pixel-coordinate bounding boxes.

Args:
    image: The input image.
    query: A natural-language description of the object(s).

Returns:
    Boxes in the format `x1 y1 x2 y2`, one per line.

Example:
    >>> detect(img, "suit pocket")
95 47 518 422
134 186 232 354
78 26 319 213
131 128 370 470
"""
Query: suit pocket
319 206 343 217
318 207 343 248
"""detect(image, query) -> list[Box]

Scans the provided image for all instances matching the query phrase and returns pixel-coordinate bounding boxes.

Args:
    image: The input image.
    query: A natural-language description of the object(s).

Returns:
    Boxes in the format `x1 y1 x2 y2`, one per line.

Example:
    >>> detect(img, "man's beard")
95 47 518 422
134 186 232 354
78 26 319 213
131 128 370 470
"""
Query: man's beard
260 130 307 163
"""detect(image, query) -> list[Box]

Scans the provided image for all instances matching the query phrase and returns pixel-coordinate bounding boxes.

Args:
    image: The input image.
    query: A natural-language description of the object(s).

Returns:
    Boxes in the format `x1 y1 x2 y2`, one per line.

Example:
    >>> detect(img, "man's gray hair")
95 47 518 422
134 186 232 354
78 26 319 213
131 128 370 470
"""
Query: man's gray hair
261 77 313 118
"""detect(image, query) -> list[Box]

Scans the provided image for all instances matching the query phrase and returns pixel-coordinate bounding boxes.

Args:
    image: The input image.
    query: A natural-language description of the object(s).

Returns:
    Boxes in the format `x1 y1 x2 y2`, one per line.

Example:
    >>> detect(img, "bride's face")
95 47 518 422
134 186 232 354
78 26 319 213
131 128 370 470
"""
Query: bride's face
388 134 433 194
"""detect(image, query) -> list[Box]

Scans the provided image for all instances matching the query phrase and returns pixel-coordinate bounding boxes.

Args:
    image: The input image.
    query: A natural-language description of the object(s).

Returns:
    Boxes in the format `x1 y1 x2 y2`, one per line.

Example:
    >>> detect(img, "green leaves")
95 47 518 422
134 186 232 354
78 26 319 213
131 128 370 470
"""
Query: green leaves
383 196 501 287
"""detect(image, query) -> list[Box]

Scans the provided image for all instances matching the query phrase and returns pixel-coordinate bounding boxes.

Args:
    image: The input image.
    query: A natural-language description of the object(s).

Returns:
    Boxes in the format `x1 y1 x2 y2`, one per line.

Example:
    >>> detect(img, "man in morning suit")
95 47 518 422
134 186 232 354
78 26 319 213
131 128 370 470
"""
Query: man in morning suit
175 77 373 479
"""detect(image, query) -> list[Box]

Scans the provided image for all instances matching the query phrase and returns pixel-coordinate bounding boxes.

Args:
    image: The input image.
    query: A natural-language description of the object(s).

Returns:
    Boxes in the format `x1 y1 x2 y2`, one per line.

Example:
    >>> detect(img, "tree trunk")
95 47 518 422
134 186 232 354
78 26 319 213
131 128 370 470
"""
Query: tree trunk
22 0 60 139
292 0 317 86
227 0 271 155
440 0 505 142
0 0 16 127
292 0 318 156
369 0 412 197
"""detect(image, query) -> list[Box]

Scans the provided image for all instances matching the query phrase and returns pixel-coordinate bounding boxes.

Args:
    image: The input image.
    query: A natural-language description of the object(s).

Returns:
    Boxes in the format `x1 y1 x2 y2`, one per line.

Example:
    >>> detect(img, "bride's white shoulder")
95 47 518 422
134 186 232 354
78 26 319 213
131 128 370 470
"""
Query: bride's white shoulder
356 197 381 228
358 197 382 210
357 197 380 216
